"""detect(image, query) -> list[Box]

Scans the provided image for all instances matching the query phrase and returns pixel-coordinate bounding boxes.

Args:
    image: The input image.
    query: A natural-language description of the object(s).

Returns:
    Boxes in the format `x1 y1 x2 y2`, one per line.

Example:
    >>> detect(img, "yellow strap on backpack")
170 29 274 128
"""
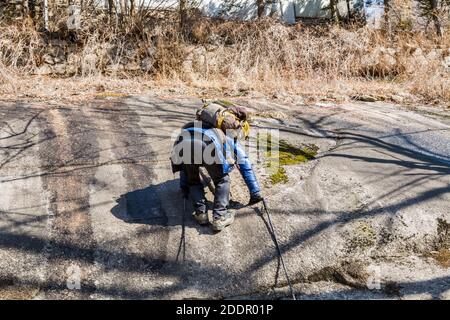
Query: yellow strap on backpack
241 120 250 140
216 110 226 129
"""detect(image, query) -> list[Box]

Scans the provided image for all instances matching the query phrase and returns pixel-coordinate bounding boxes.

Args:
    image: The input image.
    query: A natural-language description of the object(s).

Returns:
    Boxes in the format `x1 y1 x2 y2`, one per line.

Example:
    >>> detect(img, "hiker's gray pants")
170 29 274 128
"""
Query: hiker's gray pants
183 164 230 219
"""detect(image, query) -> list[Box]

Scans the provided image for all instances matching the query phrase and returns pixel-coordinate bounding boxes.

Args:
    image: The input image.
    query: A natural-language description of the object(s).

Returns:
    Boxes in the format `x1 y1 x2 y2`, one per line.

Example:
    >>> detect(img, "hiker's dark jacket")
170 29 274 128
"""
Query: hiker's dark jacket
171 123 260 195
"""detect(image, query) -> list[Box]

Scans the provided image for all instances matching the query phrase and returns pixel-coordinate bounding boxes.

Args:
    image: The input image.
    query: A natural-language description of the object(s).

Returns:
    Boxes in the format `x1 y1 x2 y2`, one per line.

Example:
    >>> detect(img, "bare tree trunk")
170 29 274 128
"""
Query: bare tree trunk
115 0 119 28
130 0 135 16
330 0 339 24
257 0 265 19
345 0 352 22
108 0 114 16
384 0 391 35
431 0 443 37
28 0 36 19
384 0 390 23
43 0 49 30
118 0 126 25
22 0 29 19
278 0 284 17
124 0 129 15
180 0 187 33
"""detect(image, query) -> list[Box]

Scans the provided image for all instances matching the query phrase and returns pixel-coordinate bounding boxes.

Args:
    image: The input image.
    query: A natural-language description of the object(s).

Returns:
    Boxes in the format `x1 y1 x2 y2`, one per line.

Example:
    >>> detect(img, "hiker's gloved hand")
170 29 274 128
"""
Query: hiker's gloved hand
181 186 189 199
248 192 264 206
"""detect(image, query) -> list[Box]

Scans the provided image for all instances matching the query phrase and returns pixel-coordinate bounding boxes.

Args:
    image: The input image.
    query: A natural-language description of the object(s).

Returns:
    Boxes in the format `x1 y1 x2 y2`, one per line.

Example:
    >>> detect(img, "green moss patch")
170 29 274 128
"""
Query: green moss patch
269 167 289 185
262 134 318 165
258 134 318 185
276 140 318 166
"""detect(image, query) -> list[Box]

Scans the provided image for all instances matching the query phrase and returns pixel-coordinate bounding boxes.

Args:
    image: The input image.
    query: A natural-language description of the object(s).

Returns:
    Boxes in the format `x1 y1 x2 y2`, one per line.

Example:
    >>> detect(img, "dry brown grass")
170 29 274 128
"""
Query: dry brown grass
185 20 450 102
0 14 449 104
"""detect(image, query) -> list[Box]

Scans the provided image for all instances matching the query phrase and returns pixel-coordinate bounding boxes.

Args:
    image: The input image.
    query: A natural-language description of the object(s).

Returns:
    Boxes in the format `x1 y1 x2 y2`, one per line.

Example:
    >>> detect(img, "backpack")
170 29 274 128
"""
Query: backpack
196 100 250 139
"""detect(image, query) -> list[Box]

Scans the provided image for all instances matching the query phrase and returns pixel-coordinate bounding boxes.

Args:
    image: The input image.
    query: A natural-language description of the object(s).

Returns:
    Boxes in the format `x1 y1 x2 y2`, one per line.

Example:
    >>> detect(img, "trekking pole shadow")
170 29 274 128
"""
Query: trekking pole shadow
254 203 296 300
254 207 282 288
176 197 187 263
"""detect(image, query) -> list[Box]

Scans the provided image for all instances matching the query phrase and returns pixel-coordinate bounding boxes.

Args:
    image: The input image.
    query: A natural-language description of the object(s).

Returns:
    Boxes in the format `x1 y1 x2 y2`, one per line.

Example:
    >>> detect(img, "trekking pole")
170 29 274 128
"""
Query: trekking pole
262 199 296 300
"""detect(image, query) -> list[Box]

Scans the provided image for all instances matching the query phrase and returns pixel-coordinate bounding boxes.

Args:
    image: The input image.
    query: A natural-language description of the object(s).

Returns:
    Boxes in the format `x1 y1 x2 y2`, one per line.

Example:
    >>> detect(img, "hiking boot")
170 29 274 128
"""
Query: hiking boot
193 212 209 226
211 213 235 231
